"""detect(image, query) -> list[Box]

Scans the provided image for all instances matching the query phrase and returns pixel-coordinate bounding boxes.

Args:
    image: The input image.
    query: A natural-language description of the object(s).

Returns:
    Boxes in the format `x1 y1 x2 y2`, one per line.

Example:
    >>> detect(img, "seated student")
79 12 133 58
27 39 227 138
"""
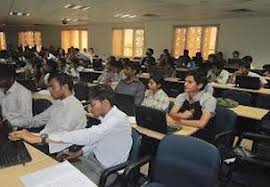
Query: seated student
232 50 240 60
98 58 122 83
169 71 216 132
206 63 230 84
0 64 33 127
142 73 170 112
141 48 156 69
9 85 132 185
115 61 145 105
177 49 191 67
228 61 267 86
242 55 255 70
28 72 87 134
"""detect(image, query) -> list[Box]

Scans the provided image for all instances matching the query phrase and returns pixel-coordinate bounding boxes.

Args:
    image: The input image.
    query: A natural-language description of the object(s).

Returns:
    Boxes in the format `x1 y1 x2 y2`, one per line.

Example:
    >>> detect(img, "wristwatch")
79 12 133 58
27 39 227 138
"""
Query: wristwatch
40 133 48 144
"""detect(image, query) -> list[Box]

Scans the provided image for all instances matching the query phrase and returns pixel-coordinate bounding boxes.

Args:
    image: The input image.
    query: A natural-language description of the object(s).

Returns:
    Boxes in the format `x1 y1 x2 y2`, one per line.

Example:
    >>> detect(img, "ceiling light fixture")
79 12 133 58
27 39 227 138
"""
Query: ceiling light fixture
9 11 31 17
64 4 90 11
114 13 137 19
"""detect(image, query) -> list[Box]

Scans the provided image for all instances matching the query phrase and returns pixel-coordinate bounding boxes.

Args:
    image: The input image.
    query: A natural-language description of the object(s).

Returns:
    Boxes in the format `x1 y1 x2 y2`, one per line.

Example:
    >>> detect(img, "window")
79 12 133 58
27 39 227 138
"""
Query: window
18 31 42 51
173 25 218 59
112 28 144 57
61 30 88 52
0 32 6 50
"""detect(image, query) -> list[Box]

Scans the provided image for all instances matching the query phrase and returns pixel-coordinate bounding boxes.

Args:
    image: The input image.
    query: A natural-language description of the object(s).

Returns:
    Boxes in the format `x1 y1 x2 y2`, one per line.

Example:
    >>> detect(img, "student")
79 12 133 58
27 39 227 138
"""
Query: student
216 51 227 64
142 73 170 112
159 55 175 78
141 48 156 68
28 72 87 134
9 85 132 185
169 71 216 131
228 61 267 86
177 49 191 67
232 50 240 59
115 61 145 105
0 64 33 127
206 63 230 84
98 60 122 83
242 55 255 70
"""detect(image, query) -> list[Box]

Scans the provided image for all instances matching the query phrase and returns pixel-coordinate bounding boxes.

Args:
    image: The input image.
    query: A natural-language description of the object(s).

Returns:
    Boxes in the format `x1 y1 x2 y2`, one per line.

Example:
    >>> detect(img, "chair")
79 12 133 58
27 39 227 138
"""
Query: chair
222 90 252 106
255 95 270 110
125 135 221 187
162 81 184 98
114 93 135 116
73 82 89 101
98 129 142 187
32 99 52 116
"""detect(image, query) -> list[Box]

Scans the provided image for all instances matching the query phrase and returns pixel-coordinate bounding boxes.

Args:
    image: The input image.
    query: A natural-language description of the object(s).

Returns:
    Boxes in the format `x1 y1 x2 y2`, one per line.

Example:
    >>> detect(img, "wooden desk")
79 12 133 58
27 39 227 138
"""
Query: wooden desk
0 143 58 187
169 97 269 120
230 105 269 120
210 82 270 95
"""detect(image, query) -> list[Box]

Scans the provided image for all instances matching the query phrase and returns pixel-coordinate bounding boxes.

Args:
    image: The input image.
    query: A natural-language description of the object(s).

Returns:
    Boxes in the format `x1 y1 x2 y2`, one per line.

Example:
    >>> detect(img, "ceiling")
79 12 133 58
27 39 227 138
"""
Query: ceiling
1 0 270 25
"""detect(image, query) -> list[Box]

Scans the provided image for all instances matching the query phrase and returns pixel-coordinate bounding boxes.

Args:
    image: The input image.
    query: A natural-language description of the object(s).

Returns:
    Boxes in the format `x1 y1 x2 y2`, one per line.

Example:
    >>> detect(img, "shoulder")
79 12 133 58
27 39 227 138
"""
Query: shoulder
200 92 216 104
176 92 188 102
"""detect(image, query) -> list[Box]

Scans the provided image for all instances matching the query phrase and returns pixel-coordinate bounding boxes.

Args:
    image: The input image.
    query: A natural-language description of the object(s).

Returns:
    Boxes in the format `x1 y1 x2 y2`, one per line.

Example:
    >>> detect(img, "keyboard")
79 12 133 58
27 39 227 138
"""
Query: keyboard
0 120 32 168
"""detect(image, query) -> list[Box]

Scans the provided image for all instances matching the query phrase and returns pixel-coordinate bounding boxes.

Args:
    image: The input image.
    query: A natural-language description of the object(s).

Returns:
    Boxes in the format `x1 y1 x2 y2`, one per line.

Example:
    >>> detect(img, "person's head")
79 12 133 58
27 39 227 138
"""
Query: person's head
212 62 223 75
163 49 169 55
216 52 224 60
208 54 216 63
0 64 16 89
46 59 58 73
183 49 189 56
146 48 154 57
83 48 87 53
184 71 207 94
195 52 202 58
239 61 251 76
48 72 73 100
87 84 114 117
74 48 80 54
232 51 240 59
242 56 253 64
123 61 140 78
148 73 164 92
89 48 94 54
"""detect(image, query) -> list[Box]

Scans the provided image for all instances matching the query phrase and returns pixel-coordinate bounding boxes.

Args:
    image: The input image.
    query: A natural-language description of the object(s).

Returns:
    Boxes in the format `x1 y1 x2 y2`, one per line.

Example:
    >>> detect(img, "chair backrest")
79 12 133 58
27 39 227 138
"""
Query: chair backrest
128 129 142 163
222 90 252 106
32 99 52 116
162 81 184 98
255 95 270 110
73 82 89 101
114 93 135 116
152 135 220 187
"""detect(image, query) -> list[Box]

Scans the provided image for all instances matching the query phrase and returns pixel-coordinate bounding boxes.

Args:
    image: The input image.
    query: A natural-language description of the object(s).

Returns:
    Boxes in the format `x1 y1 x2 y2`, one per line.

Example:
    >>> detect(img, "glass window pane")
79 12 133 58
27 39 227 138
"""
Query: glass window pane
80 30 88 50
123 29 134 57
202 26 218 59
173 28 187 58
134 29 144 57
0 32 6 50
186 26 202 57
112 29 123 57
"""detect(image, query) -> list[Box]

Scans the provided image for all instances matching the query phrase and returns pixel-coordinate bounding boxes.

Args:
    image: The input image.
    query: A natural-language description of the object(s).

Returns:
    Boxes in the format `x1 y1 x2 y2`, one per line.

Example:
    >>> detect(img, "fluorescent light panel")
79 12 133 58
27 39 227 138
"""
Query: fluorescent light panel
114 13 137 19
64 4 90 11
9 11 31 16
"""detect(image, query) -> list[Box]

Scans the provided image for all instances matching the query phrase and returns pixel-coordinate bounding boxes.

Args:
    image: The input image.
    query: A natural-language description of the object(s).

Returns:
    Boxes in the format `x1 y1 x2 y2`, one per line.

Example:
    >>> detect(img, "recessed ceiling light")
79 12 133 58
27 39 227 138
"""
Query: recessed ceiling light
129 15 136 18
64 4 73 8
114 13 123 17
26 12 31 16
82 6 90 11
72 5 83 10
120 14 130 18
9 12 13 15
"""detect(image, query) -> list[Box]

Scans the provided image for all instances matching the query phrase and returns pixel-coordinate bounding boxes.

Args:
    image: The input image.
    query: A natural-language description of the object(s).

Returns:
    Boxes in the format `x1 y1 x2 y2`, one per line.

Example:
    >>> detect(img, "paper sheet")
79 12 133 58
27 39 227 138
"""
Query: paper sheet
20 161 97 187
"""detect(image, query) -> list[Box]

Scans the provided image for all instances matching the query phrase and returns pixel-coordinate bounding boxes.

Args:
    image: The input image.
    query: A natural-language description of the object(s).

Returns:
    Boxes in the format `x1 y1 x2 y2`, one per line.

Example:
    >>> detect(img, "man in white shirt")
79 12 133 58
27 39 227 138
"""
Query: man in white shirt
207 63 229 84
228 61 267 86
9 85 132 184
0 64 33 127
29 72 87 134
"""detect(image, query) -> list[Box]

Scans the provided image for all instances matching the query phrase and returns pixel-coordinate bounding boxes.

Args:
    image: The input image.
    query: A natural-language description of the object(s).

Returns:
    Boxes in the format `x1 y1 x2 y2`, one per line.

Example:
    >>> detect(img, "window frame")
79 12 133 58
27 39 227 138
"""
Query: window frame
0 32 7 50
172 24 220 58
60 29 89 52
112 27 145 58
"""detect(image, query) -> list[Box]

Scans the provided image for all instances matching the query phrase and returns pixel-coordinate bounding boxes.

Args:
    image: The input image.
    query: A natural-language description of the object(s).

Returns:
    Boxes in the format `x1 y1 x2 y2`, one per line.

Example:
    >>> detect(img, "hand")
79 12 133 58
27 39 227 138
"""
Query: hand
8 129 41 144
182 110 194 120
56 150 83 162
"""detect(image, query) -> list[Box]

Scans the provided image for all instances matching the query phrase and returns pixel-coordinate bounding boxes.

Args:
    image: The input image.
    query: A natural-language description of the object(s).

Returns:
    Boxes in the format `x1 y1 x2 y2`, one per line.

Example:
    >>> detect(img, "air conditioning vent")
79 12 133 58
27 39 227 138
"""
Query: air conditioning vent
229 8 254 12
142 13 160 17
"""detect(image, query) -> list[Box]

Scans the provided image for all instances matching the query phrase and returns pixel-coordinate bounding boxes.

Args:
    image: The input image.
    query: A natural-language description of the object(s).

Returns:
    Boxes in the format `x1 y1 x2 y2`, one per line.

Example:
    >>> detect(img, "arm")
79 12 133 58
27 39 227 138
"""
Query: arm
180 112 212 129
134 83 145 105
169 105 193 121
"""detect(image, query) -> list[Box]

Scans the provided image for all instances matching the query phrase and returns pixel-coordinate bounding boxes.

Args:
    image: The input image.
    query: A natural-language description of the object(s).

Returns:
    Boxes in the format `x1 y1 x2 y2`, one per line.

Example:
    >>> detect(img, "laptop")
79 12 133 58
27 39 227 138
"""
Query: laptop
235 75 261 90
114 93 135 116
135 105 182 134
0 120 32 168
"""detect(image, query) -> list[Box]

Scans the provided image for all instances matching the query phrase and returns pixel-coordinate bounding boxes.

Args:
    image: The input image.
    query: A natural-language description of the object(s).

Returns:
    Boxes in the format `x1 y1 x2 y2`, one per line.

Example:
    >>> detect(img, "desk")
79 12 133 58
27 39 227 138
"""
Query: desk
229 105 269 120
210 82 270 95
80 68 104 74
169 97 269 120
0 143 58 187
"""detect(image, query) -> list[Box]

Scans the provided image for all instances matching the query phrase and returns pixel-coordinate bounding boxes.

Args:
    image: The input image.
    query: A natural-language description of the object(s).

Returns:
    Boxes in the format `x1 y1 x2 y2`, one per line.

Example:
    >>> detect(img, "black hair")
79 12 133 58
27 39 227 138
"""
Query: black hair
184 49 189 54
212 62 224 70
240 61 251 69
0 64 16 79
124 60 140 74
88 84 114 105
150 72 164 86
47 59 58 73
232 50 240 56
147 48 154 55
185 70 207 91
242 56 253 64
163 49 169 54
48 72 73 91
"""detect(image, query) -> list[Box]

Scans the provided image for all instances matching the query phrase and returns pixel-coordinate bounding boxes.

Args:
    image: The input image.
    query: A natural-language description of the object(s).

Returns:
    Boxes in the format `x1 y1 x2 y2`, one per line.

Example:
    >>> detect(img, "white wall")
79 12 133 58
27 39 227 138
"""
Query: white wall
87 17 270 68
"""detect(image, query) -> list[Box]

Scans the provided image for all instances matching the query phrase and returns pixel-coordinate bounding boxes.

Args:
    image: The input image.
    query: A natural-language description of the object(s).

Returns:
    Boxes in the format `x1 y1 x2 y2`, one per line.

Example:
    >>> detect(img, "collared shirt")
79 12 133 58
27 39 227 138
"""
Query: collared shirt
49 106 132 169
207 69 230 84
142 89 170 112
175 91 216 116
0 81 32 127
115 78 145 105
31 95 87 134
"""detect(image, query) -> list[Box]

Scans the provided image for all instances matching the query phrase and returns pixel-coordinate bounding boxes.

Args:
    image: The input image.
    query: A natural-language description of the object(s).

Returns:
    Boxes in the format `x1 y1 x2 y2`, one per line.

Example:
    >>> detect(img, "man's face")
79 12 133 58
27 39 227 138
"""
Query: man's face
87 99 104 118
239 67 249 76
48 78 65 99
124 67 136 78
0 77 13 89
184 75 202 93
